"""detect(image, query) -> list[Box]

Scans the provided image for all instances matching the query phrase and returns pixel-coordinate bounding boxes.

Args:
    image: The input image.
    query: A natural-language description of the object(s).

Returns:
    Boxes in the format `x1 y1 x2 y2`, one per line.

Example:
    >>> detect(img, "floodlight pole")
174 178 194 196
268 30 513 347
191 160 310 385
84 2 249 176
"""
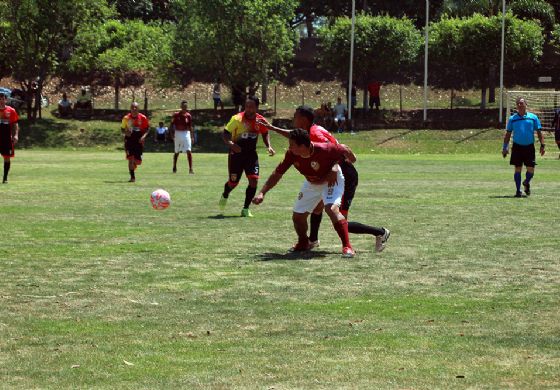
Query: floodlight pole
499 0 506 125
348 0 356 128
423 0 429 122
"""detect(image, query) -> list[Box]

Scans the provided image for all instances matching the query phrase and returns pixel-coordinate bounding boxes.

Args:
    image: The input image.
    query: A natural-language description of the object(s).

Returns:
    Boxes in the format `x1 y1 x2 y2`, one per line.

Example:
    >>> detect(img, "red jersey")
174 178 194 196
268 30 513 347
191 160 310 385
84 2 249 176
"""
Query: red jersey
0 105 18 129
309 124 337 144
367 82 381 97
172 111 192 131
275 142 348 184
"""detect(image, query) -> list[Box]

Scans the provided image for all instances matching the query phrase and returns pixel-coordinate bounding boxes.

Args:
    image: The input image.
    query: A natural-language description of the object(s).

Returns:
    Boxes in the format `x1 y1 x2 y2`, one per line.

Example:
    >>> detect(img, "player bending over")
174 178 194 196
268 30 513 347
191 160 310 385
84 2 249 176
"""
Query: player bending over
253 129 356 258
258 105 390 252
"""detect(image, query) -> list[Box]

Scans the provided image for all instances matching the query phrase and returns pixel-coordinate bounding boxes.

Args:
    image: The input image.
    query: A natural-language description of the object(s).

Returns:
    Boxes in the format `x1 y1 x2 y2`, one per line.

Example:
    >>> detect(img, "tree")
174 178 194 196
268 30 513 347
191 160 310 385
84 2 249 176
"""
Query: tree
1 0 113 119
318 14 422 108
429 13 544 108
171 0 298 101
67 19 173 109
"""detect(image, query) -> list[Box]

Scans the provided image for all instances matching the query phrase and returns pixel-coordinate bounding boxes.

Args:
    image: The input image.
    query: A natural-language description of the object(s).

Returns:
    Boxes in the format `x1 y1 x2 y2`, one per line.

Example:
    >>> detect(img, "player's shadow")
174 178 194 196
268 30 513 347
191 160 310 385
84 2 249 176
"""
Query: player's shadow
207 214 242 219
488 195 527 199
256 250 329 262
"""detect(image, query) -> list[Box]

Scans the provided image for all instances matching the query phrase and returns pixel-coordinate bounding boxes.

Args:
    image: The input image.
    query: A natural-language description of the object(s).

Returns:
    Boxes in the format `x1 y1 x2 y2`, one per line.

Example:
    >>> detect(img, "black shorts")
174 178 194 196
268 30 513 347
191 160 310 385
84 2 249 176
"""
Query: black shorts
340 161 358 212
228 150 259 182
510 143 536 167
125 138 143 164
369 96 380 107
555 128 560 142
156 133 166 142
0 132 14 158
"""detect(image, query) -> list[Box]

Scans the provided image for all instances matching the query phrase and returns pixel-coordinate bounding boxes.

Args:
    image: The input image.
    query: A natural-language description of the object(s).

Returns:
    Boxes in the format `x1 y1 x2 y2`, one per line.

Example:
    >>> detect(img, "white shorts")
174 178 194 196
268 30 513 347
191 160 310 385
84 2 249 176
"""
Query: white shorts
335 114 346 123
293 170 345 214
174 131 192 153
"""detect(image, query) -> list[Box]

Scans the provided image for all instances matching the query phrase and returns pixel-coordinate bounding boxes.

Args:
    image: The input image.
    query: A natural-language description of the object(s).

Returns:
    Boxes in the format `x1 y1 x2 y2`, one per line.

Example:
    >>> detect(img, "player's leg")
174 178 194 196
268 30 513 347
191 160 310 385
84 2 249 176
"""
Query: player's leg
308 201 323 247
185 131 193 174
220 153 243 211
241 152 259 217
3 156 10 183
173 153 179 173
522 144 536 196
291 180 323 251
555 129 560 158
173 131 184 172
509 143 523 197
322 171 353 257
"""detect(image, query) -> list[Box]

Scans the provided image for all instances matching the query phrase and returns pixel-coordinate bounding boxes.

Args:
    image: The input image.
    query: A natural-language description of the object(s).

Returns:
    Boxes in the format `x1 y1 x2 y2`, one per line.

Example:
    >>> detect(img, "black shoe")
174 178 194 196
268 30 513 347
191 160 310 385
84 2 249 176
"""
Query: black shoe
173 167 177 173
2 179 6 184
515 191 523 198
522 180 531 196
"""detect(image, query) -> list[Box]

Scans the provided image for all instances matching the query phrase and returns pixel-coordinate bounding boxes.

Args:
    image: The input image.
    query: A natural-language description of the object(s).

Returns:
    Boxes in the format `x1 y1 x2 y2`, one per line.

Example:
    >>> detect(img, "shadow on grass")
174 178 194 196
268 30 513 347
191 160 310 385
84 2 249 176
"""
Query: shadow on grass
18 118 73 148
207 214 242 219
256 250 329 262
489 195 527 199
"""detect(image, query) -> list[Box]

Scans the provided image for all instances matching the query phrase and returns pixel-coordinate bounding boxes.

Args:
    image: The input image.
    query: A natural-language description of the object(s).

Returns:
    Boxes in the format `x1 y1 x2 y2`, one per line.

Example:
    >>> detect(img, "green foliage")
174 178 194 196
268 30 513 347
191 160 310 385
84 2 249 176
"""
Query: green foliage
68 19 173 86
171 0 298 92
429 13 544 94
318 14 422 83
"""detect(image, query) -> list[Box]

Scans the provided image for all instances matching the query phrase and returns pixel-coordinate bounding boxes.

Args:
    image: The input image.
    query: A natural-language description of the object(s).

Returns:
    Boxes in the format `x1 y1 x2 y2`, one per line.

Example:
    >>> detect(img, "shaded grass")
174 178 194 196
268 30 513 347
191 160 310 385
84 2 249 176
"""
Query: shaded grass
1 149 559 389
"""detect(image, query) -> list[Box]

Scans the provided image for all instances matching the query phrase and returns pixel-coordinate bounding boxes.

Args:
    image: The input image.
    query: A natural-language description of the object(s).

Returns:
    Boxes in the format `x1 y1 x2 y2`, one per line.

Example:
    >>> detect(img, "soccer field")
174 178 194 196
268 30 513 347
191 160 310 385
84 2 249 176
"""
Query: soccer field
1 149 559 389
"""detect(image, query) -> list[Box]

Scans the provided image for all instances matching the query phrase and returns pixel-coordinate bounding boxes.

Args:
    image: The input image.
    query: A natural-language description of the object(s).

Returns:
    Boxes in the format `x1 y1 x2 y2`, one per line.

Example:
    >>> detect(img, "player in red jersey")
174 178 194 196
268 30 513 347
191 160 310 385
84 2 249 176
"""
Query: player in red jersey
253 129 357 258
0 93 19 184
258 105 390 252
219 96 275 217
170 100 194 174
121 102 150 182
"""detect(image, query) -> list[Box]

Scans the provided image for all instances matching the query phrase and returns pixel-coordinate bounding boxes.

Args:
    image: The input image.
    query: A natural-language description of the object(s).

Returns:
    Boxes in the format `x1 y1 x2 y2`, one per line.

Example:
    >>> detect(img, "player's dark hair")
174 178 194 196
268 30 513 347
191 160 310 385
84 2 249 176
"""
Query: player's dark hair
181 100 188 105
246 95 260 108
290 128 311 147
0 92 5 98
295 105 315 124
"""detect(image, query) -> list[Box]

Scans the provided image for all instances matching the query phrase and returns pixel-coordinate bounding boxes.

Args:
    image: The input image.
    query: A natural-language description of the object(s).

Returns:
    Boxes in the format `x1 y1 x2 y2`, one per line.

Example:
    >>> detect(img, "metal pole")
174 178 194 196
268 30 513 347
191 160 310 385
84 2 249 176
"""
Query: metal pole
423 0 429 122
348 0 356 125
499 0 506 125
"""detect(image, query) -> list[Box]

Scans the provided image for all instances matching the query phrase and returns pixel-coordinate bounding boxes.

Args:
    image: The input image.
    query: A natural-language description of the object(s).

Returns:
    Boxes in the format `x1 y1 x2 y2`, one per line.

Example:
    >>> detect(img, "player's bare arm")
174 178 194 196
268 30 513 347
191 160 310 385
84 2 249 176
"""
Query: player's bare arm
222 130 241 153
326 164 339 187
262 132 275 156
12 123 19 144
502 131 512 157
140 128 149 143
537 130 545 156
257 119 291 139
252 171 283 205
340 144 356 163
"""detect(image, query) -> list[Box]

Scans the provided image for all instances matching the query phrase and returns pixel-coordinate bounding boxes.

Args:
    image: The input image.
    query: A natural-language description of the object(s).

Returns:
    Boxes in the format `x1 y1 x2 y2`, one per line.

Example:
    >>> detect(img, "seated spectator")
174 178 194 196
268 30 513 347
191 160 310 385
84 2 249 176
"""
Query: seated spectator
58 93 73 117
75 88 92 110
314 103 329 127
333 97 347 133
154 121 168 143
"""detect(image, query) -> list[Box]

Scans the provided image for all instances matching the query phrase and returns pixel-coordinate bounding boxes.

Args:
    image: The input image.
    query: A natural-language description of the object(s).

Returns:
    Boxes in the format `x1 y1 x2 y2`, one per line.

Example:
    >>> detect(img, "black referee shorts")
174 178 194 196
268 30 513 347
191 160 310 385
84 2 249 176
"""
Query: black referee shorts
510 143 536 168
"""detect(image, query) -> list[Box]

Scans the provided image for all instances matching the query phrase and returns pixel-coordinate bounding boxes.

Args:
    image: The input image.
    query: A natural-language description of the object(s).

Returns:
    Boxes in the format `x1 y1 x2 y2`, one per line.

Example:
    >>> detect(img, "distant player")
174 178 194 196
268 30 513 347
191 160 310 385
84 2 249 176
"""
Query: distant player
121 102 149 183
552 108 560 159
170 101 194 174
502 97 545 197
253 129 356 258
219 96 275 217
0 92 19 184
259 105 390 252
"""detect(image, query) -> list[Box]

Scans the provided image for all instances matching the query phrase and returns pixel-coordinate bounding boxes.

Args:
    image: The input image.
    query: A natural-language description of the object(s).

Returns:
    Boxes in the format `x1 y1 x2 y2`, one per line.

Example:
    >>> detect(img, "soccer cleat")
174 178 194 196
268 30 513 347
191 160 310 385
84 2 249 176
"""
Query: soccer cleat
514 191 523 198
309 240 320 250
241 208 253 217
173 167 177 173
522 180 531 196
342 247 355 258
128 178 135 183
375 228 391 253
218 195 227 211
289 240 311 252
2 180 7 184
189 169 194 174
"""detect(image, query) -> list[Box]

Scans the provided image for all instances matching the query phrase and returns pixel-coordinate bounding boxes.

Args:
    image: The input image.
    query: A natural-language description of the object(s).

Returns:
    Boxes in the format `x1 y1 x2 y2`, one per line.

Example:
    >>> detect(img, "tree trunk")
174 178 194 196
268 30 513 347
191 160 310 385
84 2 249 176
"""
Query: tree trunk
305 15 314 37
480 86 487 110
362 0 369 11
261 79 268 104
488 66 496 103
114 79 120 110
362 81 368 111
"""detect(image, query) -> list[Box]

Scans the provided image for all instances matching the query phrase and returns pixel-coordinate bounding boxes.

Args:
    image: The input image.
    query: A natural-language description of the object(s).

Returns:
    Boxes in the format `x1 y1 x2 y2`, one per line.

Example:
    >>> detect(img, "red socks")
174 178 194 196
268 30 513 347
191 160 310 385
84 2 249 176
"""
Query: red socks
333 219 352 248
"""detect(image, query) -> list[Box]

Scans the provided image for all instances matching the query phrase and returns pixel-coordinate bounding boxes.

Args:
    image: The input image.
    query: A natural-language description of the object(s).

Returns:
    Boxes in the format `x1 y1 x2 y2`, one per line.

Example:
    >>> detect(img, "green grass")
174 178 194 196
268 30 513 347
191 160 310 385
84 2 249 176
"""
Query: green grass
1 139 559 388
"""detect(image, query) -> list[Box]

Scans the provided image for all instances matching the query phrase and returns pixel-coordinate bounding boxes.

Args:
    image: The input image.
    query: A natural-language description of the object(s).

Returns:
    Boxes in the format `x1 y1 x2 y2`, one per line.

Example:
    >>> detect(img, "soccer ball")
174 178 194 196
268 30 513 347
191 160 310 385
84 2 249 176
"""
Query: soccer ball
150 189 171 210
